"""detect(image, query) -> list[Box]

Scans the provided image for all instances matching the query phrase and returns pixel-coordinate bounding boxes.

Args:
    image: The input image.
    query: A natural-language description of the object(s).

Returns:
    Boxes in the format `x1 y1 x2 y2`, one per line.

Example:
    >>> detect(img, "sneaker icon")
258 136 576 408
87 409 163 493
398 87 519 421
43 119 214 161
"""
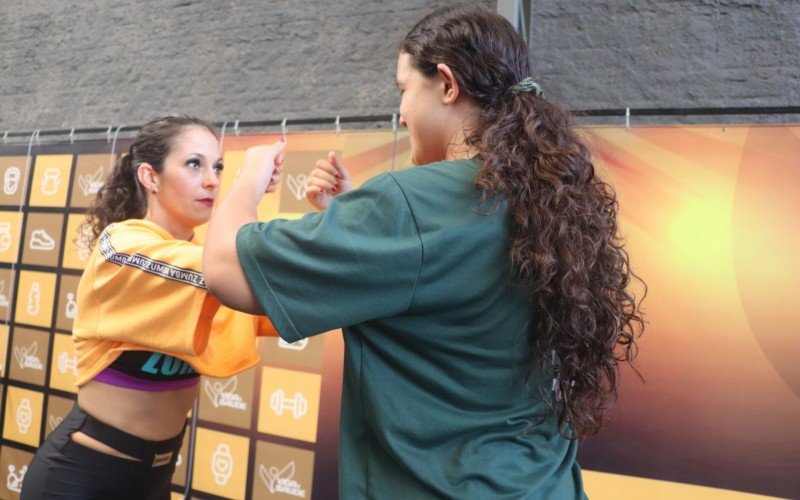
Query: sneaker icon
30 229 55 251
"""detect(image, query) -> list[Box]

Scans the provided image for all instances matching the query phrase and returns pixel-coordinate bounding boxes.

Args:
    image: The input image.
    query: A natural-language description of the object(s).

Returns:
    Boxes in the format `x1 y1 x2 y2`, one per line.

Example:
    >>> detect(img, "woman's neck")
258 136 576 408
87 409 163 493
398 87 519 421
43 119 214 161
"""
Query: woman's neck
144 213 194 241
445 109 480 161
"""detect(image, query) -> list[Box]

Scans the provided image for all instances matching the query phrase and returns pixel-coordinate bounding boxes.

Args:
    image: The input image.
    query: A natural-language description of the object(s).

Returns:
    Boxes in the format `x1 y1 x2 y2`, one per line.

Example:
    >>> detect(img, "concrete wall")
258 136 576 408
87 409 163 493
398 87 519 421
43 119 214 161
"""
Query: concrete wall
0 0 489 134
530 0 800 124
1 0 797 135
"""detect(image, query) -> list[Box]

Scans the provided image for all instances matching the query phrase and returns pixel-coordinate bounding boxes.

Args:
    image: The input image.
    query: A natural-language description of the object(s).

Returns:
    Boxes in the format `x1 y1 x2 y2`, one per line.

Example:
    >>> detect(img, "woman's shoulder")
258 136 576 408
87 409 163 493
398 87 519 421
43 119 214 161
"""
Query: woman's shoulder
99 218 200 259
388 158 480 186
104 218 176 243
382 158 480 197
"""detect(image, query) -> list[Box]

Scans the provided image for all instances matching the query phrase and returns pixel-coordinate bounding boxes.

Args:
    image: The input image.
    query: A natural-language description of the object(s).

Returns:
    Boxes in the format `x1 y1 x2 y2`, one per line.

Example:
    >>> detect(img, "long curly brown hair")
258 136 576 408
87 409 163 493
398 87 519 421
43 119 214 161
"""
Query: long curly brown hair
401 4 645 439
82 114 216 247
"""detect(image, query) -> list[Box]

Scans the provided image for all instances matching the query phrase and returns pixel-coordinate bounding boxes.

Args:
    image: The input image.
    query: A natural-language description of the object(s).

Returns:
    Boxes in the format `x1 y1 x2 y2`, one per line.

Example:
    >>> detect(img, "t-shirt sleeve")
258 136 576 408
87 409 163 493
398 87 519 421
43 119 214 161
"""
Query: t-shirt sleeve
235 173 422 342
79 222 219 356
257 316 279 337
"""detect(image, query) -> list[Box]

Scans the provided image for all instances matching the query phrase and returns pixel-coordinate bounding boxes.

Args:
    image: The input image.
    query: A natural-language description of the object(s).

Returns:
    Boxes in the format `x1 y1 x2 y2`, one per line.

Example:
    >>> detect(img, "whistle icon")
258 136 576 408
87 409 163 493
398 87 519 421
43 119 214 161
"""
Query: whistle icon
4 167 21 195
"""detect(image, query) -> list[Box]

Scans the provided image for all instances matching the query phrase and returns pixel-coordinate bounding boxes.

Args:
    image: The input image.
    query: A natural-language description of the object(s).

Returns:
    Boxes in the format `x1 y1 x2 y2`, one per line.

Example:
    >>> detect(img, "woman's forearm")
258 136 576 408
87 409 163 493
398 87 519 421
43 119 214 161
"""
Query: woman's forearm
203 142 285 313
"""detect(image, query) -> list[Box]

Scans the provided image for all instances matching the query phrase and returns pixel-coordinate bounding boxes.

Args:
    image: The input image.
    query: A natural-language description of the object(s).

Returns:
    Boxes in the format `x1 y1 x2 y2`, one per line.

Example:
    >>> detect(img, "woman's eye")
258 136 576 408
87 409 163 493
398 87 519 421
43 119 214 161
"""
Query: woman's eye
187 159 201 169
214 164 224 174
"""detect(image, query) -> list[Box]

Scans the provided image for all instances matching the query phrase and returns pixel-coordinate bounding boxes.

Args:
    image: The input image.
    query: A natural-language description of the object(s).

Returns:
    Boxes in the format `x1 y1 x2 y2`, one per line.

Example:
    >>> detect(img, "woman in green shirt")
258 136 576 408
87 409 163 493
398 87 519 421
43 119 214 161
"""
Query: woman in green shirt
204 4 645 498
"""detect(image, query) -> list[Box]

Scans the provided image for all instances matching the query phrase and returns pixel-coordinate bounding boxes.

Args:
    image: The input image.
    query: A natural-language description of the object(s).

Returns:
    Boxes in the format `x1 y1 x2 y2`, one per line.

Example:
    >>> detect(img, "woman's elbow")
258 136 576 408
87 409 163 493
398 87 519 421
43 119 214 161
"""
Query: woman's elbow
202 248 227 297
203 262 223 298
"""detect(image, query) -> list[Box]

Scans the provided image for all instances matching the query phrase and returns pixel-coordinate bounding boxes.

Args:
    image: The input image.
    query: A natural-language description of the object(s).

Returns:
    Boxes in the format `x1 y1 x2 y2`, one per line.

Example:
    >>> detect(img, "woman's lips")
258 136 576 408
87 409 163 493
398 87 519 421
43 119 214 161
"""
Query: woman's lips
197 198 214 207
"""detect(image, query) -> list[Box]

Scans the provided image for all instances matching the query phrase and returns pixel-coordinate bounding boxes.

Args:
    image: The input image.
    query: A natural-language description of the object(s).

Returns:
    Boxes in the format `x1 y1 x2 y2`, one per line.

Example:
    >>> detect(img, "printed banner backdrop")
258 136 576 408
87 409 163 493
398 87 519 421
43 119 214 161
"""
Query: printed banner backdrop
577 125 800 500
0 125 796 499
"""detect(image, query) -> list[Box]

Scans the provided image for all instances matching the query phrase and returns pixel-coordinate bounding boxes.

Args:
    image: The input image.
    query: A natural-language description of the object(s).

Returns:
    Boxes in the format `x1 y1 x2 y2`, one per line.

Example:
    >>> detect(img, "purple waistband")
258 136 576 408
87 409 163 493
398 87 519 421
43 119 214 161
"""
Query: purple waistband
93 368 200 392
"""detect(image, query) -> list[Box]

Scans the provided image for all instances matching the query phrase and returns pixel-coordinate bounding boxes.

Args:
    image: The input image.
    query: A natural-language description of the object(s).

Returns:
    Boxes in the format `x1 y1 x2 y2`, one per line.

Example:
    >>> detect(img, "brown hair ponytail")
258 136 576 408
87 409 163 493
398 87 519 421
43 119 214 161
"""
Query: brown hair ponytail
402 3 645 439
83 151 146 246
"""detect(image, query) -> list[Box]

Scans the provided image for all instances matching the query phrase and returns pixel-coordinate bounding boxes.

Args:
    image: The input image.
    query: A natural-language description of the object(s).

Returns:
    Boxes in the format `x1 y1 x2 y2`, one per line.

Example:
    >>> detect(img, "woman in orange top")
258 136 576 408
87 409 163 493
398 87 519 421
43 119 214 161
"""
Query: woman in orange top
22 114 279 499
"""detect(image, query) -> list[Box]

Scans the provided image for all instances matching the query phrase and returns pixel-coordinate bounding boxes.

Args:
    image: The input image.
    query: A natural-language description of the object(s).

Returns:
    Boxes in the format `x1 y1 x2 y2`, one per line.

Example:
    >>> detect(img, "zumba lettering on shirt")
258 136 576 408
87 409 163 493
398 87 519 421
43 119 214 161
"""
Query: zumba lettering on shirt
141 352 198 377
99 231 206 289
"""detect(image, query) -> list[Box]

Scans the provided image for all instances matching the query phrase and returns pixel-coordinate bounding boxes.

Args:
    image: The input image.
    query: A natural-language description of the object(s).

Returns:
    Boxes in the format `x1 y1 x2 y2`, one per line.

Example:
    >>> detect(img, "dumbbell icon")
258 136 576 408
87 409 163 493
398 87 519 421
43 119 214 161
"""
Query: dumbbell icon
270 389 308 419
58 351 78 375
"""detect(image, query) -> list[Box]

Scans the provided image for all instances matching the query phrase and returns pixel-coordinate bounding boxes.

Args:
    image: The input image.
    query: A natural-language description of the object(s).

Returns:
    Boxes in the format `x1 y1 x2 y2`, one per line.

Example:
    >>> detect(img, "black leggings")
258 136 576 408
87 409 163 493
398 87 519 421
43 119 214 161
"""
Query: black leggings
21 404 185 500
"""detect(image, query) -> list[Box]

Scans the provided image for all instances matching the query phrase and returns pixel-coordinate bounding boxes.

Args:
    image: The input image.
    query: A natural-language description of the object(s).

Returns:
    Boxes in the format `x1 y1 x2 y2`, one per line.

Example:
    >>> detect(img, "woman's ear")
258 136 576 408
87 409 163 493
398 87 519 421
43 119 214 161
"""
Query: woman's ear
436 63 460 105
137 163 159 194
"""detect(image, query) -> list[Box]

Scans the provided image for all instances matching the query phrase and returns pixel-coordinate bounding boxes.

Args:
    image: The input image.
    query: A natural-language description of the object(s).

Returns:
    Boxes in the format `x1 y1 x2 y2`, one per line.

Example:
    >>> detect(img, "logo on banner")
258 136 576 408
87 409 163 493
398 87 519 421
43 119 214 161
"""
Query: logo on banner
204 377 247 411
211 443 234 486
14 342 43 371
286 174 308 201
6 464 27 493
260 461 307 497
40 168 61 195
278 338 309 351
16 398 32 434
3 167 21 195
29 228 56 251
77 166 104 196
270 389 308 419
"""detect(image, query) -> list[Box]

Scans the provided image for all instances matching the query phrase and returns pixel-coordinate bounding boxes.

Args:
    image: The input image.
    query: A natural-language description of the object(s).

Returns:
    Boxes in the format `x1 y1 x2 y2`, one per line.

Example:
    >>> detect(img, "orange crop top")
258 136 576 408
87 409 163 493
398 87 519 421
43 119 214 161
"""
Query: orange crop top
72 219 276 388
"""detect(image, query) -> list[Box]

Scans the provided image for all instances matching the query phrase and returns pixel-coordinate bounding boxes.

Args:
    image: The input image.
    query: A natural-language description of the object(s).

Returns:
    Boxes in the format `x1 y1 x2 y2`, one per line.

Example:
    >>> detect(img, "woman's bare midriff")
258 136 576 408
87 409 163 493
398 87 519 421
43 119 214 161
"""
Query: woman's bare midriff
73 379 199 461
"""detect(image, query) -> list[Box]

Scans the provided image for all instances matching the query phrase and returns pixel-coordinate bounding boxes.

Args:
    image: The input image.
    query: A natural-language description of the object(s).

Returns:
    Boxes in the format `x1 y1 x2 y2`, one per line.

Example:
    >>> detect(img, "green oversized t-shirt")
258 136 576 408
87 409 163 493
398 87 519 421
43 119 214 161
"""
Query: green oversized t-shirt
237 159 585 499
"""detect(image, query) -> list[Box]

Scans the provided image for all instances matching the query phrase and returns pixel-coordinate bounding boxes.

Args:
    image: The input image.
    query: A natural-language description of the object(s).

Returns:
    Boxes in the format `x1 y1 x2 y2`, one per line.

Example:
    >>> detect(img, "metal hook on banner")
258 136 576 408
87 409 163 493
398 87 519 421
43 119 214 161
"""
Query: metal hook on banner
110 125 125 161
27 130 40 153
625 107 631 129
22 129 40 201
69 128 76 145
219 120 229 151
233 119 240 137
335 115 341 135
281 118 288 141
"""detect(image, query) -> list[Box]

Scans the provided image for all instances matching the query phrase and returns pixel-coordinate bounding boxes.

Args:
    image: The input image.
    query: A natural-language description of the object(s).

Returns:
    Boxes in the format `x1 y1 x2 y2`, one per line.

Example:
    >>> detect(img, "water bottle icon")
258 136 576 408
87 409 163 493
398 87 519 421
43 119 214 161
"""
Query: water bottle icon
27 282 41 317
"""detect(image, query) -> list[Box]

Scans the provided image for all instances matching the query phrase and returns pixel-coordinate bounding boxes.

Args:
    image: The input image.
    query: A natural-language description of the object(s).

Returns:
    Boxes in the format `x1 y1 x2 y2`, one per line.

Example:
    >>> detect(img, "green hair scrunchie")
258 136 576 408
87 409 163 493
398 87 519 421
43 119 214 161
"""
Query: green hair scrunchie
507 77 543 97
